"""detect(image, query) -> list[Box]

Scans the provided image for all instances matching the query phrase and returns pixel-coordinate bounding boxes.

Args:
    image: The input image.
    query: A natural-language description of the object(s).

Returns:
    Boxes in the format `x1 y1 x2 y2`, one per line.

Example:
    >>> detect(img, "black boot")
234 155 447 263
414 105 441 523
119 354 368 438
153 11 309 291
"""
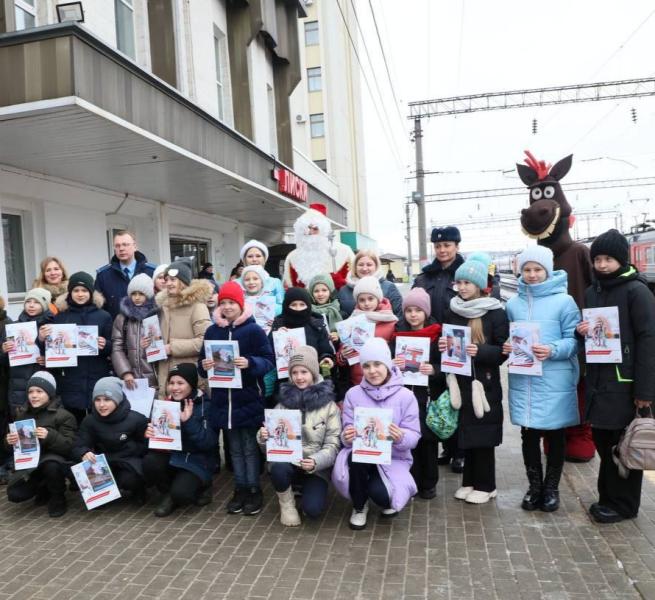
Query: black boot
154 493 176 517
48 495 67 518
521 465 543 511
541 464 562 512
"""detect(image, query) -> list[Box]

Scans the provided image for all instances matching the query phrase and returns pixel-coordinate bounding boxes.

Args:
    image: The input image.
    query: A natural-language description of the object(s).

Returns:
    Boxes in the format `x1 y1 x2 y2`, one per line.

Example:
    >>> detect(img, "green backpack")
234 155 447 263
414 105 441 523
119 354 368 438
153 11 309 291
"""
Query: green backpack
426 390 459 440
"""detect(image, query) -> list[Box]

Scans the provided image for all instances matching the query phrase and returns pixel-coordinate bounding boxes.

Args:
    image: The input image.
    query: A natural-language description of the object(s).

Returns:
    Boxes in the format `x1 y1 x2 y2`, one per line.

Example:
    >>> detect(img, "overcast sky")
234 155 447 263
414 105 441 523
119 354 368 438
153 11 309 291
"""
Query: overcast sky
356 0 655 259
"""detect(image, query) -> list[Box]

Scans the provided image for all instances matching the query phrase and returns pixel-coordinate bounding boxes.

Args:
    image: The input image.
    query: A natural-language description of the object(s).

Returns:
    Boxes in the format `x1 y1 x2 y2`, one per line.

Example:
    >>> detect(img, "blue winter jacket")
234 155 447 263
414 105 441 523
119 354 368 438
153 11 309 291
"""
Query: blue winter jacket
505 270 581 430
198 312 275 429
168 391 219 483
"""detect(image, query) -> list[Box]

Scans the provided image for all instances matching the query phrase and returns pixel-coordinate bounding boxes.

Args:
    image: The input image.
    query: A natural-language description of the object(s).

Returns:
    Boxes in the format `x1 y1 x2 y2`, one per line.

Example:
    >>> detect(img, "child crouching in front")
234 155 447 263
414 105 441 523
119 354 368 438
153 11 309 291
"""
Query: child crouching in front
332 338 420 530
258 346 341 526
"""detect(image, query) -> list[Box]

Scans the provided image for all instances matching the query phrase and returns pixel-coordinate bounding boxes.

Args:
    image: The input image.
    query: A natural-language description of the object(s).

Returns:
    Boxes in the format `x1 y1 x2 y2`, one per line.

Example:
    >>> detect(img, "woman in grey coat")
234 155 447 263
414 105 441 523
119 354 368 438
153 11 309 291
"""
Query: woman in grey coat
258 346 341 526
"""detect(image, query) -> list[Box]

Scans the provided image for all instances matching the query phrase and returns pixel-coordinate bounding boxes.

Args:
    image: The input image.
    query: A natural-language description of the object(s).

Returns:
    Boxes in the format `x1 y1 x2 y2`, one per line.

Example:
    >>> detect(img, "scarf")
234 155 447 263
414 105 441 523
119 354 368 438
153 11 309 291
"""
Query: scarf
391 322 442 342
311 299 343 331
449 296 502 319
352 297 398 323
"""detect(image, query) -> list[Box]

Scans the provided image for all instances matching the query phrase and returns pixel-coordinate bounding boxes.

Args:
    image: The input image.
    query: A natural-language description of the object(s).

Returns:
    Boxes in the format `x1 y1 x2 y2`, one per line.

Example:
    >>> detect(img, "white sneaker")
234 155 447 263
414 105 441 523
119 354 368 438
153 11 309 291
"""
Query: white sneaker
349 504 369 530
381 508 398 518
465 489 497 504
454 486 474 500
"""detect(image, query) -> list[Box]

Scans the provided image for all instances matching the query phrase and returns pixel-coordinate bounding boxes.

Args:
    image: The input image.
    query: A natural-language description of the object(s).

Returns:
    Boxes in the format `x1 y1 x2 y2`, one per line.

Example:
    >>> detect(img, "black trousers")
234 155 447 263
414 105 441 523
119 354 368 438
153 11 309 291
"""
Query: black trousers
143 451 204 506
411 436 439 491
443 429 465 460
462 447 496 492
521 427 565 469
348 455 391 511
592 427 643 518
7 461 66 503
67 407 88 426
111 463 145 493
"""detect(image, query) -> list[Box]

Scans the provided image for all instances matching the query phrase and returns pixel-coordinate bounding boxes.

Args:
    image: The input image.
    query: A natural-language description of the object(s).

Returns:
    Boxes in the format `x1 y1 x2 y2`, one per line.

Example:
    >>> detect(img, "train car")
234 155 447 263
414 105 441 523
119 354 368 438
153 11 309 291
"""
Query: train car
627 228 655 287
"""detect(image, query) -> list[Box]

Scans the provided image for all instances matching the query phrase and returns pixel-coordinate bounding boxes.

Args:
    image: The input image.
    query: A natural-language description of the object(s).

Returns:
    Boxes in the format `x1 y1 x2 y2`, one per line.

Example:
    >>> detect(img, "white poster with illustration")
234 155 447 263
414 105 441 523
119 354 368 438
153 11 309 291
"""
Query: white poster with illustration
395 336 431 386
272 328 306 379
508 322 543 376
71 454 122 510
122 378 156 418
264 409 303 463
45 324 78 368
205 340 242 389
143 315 168 363
583 307 622 363
335 315 376 365
352 407 392 465
9 419 40 470
246 296 276 335
77 325 99 356
149 400 182 450
440 324 472 376
5 321 39 367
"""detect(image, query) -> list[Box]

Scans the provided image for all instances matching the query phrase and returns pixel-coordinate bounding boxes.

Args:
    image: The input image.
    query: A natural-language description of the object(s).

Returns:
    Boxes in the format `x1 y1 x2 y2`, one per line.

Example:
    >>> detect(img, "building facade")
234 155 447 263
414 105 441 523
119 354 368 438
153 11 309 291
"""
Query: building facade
0 0 358 316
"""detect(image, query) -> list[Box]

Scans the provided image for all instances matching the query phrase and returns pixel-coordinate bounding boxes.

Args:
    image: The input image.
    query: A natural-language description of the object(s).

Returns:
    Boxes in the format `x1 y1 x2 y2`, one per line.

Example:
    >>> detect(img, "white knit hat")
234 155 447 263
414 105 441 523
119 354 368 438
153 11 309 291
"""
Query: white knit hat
24 288 52 312
241 264 270 284
359 337 393 371
353 276 383 301
152 264 169 280
127 273 154 299
518 245 554 278
240 240 269 262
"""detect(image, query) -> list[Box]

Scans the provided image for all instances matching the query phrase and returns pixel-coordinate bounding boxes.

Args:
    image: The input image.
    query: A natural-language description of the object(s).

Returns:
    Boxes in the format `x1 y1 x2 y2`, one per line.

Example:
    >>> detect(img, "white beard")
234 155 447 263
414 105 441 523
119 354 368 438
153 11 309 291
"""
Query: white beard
292 234 332 284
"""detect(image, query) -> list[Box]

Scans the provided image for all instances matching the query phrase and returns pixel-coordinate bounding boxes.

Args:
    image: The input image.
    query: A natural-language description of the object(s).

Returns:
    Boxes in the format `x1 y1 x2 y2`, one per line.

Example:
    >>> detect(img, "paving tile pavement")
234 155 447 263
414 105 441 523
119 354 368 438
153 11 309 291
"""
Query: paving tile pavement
1 371 654 599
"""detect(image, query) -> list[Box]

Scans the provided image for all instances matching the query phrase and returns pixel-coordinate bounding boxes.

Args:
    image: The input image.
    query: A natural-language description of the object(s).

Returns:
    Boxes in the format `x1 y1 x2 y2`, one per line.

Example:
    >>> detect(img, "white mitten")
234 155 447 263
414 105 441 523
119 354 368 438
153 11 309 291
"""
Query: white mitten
447 373 462 410
471 379 491 419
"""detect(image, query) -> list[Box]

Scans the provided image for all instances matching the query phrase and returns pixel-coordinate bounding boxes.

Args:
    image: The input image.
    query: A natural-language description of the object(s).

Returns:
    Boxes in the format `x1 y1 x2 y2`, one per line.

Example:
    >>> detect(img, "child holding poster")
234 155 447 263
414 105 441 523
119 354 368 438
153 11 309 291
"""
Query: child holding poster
576 230 655 523
41 273 112 424
240 265 282 332
439 253 508 505
257 346 341 526
504 246 580 513
5 372 76 517
309 274 343 341
143 364 219 517
332 338 420 531
72 377 148 506
1 288 53 419
199 281 274 516
336 277 398 387
390 287 443 500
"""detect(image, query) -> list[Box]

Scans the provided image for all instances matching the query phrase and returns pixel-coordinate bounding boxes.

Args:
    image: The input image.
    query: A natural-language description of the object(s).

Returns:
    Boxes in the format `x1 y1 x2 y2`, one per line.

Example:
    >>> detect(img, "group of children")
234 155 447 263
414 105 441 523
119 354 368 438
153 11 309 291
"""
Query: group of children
1 227 653 527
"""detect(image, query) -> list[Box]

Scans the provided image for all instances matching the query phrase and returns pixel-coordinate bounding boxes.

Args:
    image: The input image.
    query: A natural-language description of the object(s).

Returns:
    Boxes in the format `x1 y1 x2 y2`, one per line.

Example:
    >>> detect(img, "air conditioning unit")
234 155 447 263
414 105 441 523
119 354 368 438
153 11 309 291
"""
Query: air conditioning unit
295 114 306 124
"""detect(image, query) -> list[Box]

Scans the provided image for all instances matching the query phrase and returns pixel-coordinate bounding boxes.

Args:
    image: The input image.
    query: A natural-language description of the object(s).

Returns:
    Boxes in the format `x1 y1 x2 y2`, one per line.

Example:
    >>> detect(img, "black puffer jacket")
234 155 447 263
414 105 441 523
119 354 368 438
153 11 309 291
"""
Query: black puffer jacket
72 399 148 475
0 309 53 413
443 307 509 449
583 267 655 430
412 254 465 323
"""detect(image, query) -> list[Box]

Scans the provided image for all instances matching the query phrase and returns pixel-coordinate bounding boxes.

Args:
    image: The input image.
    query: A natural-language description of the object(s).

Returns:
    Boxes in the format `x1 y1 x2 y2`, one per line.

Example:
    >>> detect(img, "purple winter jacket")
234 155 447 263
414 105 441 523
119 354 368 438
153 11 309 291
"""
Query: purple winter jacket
331 366 421 512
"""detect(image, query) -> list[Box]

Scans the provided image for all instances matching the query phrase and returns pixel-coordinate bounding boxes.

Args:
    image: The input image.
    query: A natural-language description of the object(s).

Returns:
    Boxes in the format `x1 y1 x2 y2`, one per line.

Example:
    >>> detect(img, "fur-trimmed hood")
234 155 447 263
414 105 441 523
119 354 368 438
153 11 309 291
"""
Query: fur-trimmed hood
278 379 336 412
32 280 69 299
55 290 106 312
155 279 213 309
119 296 159 321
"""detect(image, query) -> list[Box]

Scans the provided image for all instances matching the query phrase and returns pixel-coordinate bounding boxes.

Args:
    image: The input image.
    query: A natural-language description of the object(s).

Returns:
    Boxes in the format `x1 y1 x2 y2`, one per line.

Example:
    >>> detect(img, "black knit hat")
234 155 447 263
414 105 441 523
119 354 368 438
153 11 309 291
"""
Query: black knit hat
590 229 630 267
431 226 461 244
68 271 95 294
283 287 313 313
168 362 198 391
166 262 192 286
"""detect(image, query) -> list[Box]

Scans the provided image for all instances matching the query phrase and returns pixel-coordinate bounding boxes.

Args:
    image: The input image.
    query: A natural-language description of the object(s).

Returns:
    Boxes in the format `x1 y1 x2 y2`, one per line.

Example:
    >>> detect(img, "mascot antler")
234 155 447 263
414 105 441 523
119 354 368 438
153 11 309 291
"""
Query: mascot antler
523 150 551 181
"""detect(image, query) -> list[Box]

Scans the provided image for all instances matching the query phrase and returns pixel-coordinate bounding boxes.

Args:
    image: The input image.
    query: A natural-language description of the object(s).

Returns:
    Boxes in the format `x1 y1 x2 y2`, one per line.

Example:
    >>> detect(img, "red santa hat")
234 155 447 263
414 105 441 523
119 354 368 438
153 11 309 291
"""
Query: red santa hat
309 203 327 216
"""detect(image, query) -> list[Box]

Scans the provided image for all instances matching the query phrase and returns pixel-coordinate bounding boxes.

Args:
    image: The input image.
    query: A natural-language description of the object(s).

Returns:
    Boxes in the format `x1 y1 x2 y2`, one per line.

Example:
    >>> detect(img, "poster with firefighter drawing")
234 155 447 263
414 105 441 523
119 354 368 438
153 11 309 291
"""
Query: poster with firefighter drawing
264 409 302 463
5 321 40 367
583 307 622 363
335 315 376 365
45 324 78 368
352 407 392 465
273 328 306 379
148 400 182 451
508 322 543 376
394 336 430 386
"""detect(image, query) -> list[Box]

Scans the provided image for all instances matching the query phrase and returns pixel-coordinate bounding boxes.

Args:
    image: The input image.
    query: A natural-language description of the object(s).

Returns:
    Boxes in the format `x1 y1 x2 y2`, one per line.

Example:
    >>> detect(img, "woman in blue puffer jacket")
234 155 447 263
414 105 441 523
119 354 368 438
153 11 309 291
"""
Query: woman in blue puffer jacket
505 246 580 514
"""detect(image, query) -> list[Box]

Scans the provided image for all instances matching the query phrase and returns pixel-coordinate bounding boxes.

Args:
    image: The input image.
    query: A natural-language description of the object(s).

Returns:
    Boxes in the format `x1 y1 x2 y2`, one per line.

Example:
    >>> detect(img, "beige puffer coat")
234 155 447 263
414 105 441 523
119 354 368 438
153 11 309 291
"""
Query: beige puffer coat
155 279 213 396
257 379 342 481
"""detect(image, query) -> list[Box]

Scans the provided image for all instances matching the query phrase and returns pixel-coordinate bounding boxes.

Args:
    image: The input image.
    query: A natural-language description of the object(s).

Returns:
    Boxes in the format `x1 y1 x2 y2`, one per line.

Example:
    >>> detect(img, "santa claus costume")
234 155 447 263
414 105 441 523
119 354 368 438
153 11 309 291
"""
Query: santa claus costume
283 204 354 290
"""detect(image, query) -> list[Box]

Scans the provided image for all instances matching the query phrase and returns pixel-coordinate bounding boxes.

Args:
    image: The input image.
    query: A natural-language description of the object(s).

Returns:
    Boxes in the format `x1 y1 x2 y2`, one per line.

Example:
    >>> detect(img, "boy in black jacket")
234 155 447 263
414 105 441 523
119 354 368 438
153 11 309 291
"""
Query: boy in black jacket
576 229 655 523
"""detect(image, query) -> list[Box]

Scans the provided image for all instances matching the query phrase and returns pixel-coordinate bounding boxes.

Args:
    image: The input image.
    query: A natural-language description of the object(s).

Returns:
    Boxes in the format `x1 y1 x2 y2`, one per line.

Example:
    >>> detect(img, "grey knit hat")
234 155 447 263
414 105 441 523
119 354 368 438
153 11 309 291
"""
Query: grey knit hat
288 345 320 383
92 376 124 406
165 262 192 286
24 288 52 313
27 371 57 399
127 273 155 299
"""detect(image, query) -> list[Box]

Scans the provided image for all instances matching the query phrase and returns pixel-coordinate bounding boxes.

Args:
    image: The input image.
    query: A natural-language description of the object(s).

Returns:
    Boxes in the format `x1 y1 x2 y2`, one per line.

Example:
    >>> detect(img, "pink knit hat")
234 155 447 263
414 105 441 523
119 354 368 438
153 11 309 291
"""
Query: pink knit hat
402 287 431 318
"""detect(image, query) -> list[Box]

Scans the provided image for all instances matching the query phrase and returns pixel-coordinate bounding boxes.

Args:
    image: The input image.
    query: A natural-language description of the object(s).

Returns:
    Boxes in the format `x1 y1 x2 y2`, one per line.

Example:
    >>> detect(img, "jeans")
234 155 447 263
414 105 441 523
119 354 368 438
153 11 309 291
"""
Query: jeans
522 427 565 469
226 427 261 488
269 462 328 518
347 454 390 511
143 451 204 506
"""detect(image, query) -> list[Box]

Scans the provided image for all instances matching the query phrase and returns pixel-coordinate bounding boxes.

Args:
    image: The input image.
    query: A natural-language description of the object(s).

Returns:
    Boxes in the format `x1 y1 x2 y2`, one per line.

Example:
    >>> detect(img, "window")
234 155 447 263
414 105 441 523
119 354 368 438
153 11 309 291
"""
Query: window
214 30 227 120
169 239 209 276
304 21 319 46
314 159 327 172
310 113 325 138
14 0 36 30
115 0 136 59
307 67 322 92
2 213 27 294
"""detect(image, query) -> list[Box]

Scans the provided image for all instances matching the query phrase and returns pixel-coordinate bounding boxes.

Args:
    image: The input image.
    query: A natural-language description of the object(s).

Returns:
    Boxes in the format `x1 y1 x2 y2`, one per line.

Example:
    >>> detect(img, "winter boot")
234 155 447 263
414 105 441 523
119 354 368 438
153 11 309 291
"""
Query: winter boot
48 495 67 518
521 465 543 511
243 487 263 516
541 464 563 512
277 487 301 527
154 493 176 518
